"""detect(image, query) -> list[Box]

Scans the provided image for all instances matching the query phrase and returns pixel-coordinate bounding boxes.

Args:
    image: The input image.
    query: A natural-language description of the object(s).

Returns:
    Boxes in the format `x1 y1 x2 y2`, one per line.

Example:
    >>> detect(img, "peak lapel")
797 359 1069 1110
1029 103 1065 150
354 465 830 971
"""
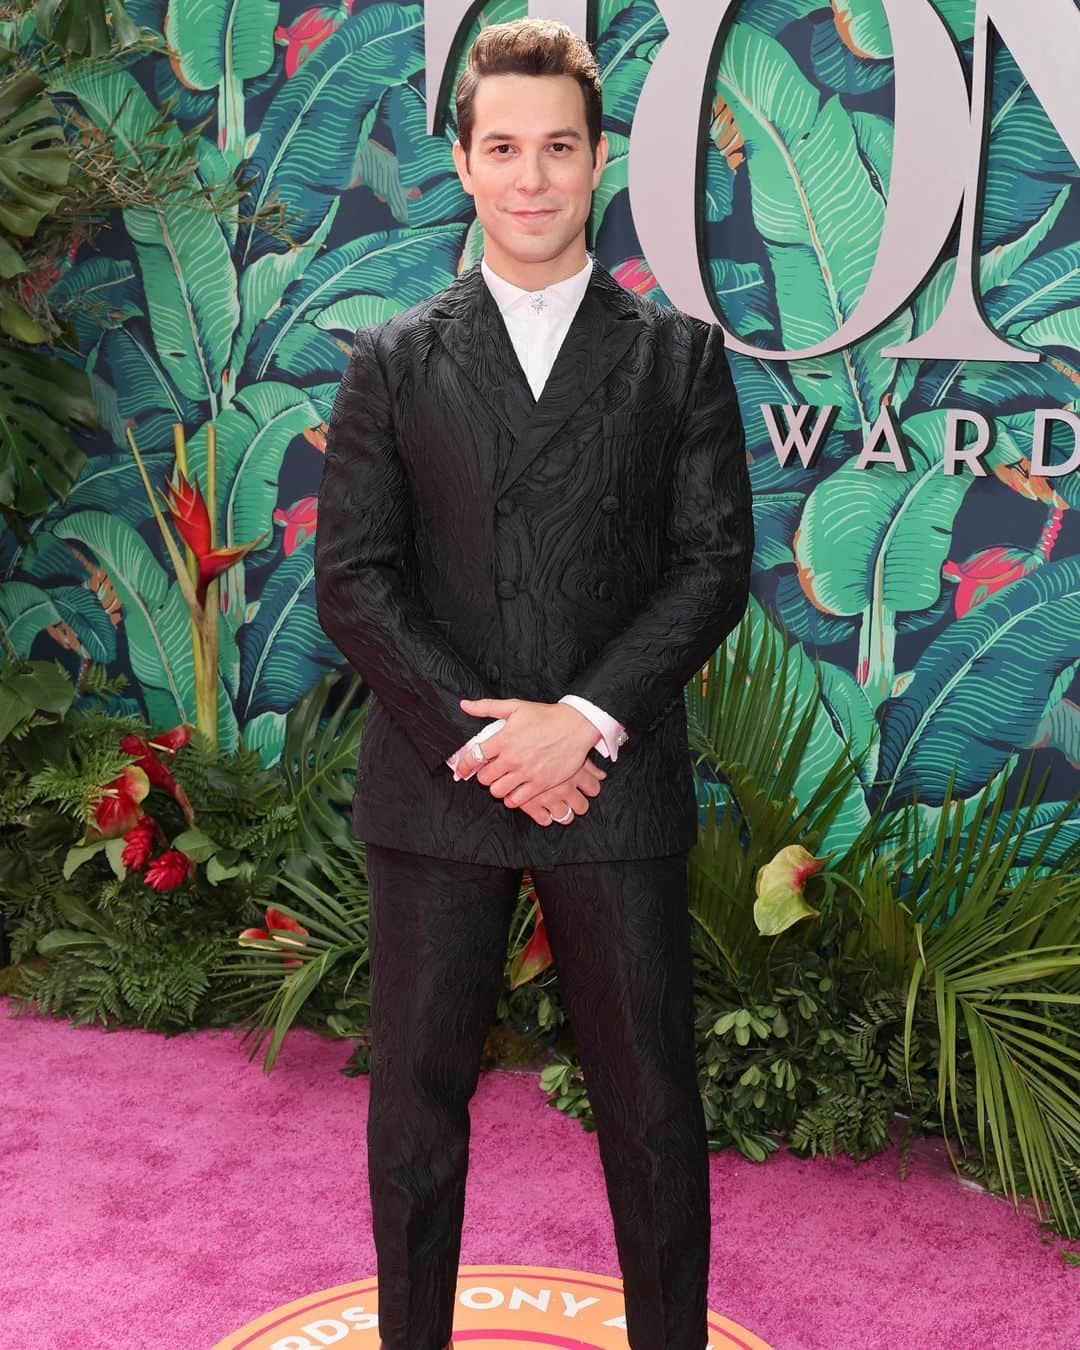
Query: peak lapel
428 258 646 498
427 263 536 450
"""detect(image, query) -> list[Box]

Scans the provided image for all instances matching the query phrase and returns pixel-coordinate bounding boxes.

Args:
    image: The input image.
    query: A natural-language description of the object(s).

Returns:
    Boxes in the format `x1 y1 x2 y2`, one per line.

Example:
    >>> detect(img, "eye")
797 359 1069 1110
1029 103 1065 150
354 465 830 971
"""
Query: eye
551 143 571 152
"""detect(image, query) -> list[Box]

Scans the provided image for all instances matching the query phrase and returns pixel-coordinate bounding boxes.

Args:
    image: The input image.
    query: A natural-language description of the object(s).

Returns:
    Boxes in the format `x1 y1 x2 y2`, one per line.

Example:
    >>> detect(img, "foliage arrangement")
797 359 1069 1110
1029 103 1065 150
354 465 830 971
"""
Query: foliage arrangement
541 615 1080 1239
0 657 365 1028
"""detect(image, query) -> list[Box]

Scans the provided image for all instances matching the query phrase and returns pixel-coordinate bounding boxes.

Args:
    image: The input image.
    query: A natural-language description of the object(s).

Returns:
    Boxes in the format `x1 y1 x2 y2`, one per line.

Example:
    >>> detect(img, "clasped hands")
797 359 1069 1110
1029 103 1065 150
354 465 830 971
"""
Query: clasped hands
454 698 608 827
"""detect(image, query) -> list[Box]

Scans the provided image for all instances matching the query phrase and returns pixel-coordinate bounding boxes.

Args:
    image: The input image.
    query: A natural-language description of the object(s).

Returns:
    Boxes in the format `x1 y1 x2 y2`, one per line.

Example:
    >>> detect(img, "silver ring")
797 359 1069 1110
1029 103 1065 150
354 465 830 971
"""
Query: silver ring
551 804 574 823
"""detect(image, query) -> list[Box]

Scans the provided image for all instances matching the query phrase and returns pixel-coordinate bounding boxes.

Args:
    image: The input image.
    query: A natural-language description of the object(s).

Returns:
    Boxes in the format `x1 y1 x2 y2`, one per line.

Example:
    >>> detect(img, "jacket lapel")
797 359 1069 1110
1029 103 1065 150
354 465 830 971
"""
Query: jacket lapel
427 256 646 497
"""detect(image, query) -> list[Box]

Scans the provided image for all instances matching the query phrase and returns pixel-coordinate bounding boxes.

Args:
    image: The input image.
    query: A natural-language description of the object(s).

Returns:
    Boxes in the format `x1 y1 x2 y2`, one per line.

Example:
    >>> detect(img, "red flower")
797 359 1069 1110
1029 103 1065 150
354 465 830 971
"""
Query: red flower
160 470 266 606
238 906 310 970
121 817 157 870
120 725 195 824
612 258 657 295
274 7 351 77
273 496 318 555
508 896 554 989
144 850 195 891
942 546 1040 618
148 723 192 753
90 764 150 839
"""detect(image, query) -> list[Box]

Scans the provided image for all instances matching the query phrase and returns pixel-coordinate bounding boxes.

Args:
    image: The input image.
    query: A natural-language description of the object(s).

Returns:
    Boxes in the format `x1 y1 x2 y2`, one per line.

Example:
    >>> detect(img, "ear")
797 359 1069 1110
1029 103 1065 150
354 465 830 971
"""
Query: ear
592 131 609 188
451 138 473 194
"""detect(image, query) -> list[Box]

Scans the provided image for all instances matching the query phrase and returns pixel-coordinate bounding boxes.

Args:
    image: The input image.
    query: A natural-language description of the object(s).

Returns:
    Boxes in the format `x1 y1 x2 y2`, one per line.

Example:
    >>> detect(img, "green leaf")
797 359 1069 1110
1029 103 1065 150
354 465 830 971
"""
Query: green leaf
238 3 426 266
795 409 975 618
51 510 196 727
50 65 239 406
0 344 94 529
875 557 1080 806
62 839 110 879
171 826 219 861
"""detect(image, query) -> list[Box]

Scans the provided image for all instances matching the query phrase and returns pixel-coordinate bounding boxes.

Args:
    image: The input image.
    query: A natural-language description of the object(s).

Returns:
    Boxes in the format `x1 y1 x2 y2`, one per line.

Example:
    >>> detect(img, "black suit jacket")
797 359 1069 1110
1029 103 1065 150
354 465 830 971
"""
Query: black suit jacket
313 256 753 866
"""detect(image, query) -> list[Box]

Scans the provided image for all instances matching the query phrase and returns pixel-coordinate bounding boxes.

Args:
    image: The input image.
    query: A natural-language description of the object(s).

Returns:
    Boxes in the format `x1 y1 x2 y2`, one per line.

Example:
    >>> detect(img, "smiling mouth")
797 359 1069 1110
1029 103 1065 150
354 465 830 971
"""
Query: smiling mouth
512 209 556 216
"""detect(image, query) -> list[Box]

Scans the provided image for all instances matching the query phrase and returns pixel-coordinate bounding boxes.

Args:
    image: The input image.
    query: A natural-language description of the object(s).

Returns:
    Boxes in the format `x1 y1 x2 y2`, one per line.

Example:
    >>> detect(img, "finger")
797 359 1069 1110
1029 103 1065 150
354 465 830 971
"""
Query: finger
493 773 531 803
460 698 518 713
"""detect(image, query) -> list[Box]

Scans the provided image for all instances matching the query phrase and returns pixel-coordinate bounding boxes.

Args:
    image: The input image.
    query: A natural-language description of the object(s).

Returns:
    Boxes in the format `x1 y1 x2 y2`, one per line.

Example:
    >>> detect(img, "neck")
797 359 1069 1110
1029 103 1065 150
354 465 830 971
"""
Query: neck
481 237 589 291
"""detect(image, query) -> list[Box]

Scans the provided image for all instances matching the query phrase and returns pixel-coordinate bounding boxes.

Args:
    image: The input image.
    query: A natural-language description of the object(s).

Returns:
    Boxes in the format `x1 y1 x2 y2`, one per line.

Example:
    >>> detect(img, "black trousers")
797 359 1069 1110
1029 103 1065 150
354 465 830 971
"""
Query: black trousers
363 842 711 1349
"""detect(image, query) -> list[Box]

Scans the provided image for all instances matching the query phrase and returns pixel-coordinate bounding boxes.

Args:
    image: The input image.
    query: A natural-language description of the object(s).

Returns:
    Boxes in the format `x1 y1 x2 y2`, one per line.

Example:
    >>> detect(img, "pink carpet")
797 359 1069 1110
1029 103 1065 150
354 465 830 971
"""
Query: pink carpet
1 995 1077 1349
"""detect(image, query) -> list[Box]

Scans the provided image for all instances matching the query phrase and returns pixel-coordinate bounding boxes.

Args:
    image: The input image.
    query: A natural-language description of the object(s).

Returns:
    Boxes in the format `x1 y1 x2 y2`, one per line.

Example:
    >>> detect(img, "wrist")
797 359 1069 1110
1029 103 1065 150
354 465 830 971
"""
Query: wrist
558 702 604 751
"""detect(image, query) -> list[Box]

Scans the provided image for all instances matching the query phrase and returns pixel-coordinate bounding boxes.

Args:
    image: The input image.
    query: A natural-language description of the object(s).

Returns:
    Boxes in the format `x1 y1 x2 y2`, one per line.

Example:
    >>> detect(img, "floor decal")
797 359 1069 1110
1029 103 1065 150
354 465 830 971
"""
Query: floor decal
215 1264 773 1349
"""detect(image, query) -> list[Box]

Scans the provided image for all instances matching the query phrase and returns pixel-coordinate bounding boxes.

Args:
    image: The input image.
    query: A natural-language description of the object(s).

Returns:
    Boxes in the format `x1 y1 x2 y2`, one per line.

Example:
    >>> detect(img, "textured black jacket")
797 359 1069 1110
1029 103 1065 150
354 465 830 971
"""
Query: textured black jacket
313 255 753 866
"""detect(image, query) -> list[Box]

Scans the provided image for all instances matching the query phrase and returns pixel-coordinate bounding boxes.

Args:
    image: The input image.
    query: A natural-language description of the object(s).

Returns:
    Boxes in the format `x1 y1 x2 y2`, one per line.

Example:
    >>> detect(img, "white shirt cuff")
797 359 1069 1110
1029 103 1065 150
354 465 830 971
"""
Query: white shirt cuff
558 695 628 761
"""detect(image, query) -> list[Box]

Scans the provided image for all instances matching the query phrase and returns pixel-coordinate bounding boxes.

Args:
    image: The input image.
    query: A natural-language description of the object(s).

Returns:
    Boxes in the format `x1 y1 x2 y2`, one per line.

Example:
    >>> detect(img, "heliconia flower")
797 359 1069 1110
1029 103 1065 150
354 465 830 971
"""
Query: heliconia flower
238 906 310 970
91 764 150 839
508 901 554 989
144 849 196 892
273 496 318 555
942 546 1040 618
160 470 266 605
274 5 349 77
162 469 212 557
753 845 824 937
121 817 158 870
611 258 657 295
120 728 195 824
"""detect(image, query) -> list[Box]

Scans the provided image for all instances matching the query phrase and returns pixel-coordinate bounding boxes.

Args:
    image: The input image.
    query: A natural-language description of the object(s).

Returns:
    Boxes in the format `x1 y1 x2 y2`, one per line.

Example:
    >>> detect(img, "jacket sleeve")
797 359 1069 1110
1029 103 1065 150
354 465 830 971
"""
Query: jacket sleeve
561 321 753 739
314 325 496 773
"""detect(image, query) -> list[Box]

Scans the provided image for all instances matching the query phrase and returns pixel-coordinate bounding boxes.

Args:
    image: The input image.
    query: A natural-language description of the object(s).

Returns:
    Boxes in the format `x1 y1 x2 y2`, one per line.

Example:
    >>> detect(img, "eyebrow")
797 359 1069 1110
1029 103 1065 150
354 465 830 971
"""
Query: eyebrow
478 128 584 144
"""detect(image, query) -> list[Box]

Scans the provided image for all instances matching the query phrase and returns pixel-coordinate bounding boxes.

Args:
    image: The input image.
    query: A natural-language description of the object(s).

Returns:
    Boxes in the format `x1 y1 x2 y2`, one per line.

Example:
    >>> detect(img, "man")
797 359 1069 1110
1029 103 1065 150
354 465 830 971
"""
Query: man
313 17 753 1350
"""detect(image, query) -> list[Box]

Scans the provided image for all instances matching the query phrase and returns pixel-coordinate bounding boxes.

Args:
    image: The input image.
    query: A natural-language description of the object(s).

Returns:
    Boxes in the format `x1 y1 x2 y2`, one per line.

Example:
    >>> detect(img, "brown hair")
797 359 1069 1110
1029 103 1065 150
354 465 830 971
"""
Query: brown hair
455 18 603 166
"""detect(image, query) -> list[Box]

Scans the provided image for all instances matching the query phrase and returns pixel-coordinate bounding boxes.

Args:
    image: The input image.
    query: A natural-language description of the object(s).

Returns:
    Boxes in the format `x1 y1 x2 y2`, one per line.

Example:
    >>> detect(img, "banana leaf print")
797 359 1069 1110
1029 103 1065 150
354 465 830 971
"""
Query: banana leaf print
873 557 1080 809
237 538 341 723
0 0 1074 842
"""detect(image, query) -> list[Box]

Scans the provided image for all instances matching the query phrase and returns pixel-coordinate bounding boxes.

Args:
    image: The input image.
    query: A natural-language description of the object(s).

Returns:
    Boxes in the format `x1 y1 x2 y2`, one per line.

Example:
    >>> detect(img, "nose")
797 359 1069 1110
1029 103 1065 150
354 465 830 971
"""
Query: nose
514 152 549 194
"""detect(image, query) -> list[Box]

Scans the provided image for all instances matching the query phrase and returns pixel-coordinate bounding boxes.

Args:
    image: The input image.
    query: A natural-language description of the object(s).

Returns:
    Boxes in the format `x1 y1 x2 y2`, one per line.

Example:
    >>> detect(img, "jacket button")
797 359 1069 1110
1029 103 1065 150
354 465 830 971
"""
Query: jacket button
496 579 517 598
600 494 619 513
595 579 612 600
496 498 515 515
486 662 501 682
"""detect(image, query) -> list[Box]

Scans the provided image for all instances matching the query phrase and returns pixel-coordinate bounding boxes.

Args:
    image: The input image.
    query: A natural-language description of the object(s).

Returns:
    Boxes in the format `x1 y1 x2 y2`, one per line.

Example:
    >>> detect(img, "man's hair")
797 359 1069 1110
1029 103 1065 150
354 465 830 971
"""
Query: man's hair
455 18 603 166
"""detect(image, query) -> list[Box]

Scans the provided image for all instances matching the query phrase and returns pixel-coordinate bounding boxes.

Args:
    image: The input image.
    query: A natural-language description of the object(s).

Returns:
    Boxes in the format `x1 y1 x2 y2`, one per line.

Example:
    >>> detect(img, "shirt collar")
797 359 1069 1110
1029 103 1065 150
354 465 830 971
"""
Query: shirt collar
481 251 595 317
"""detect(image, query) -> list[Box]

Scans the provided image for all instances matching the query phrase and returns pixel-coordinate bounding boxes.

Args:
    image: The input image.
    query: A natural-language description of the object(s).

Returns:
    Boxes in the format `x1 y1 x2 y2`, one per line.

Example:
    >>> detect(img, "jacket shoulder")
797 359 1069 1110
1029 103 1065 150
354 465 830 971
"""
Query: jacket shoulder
353 291 439 355
626 290 709 344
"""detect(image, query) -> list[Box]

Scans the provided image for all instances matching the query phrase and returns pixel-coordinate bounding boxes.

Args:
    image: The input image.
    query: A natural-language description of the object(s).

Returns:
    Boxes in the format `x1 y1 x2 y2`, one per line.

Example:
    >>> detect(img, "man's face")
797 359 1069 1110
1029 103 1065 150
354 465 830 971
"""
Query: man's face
452 72 608 271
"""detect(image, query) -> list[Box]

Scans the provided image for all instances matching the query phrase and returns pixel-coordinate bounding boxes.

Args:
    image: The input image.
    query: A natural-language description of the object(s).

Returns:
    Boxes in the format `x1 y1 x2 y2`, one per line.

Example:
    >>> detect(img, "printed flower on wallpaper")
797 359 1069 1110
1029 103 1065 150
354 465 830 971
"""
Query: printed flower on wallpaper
0 0 1075 856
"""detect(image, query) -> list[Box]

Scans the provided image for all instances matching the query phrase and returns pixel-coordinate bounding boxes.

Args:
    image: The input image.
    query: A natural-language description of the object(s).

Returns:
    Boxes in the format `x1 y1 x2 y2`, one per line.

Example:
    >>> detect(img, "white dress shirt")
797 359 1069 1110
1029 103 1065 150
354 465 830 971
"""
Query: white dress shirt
445 251 629 780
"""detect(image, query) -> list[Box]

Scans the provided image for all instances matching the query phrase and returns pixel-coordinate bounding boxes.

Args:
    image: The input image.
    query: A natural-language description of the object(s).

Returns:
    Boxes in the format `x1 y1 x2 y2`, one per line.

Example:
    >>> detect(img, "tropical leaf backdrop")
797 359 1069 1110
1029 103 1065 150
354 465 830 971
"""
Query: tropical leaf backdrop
1 0 1077 855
